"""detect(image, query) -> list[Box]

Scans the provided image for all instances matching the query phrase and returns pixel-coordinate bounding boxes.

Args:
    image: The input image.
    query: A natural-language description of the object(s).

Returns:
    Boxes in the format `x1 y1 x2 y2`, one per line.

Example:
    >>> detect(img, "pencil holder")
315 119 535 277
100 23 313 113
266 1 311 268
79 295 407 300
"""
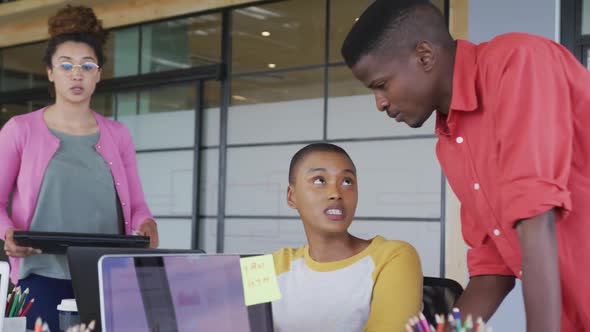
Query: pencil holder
3 316 26 331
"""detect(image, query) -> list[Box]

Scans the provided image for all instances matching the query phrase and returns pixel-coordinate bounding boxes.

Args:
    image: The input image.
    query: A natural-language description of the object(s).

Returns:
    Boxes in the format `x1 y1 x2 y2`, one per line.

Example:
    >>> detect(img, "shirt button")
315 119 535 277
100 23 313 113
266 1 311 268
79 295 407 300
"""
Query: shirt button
474 183 480 190
122 202 126 206
97 145 101 149
456 136 464 144
125 222 129 225
519 270 523 276
493 229 501 236
116 182 120 186
109 161 113 165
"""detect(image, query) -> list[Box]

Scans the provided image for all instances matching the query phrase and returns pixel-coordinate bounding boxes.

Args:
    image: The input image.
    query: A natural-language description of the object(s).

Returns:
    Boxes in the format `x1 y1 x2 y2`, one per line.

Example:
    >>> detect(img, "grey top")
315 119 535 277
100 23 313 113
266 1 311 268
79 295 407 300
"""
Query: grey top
19 128 122 280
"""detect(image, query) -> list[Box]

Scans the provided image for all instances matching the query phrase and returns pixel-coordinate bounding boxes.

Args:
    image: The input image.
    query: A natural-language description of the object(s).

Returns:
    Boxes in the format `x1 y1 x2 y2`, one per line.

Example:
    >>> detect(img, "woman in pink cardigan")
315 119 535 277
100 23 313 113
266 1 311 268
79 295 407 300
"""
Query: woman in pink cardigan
0 6 158 330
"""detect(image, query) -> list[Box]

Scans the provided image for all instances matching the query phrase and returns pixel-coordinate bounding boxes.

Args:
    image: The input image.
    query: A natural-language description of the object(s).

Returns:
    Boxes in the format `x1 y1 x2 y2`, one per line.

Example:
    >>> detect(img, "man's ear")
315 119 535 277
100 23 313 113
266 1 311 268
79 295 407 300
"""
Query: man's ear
415 40 435 72
286 185 297 209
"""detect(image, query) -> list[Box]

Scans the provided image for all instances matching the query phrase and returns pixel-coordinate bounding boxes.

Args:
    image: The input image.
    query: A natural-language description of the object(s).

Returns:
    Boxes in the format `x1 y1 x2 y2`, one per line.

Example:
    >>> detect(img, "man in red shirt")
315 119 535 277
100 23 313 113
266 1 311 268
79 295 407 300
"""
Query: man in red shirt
341 0 590 331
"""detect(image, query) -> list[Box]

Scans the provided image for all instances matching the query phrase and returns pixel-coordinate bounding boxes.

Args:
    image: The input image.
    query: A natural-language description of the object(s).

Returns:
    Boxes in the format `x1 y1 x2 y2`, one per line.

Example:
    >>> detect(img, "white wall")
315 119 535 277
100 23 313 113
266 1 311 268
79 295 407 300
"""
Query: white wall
224 140 440 218
468 0 560 43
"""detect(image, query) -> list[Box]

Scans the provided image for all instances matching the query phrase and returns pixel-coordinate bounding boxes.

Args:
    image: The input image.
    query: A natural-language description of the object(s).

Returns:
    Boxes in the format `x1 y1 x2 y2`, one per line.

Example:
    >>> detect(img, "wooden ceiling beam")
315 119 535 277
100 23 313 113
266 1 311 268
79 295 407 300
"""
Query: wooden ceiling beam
0 0 260 48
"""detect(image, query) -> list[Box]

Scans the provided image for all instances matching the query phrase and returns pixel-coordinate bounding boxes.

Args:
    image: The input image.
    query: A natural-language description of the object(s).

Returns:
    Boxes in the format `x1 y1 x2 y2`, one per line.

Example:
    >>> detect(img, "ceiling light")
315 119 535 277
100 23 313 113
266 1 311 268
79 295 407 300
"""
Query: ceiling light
232 95 248 101
355 17 359 22
151 57 191 69
190 29 209 36
261 31 271 37
235 9 265 20
268 63 276 69
248 7 281 18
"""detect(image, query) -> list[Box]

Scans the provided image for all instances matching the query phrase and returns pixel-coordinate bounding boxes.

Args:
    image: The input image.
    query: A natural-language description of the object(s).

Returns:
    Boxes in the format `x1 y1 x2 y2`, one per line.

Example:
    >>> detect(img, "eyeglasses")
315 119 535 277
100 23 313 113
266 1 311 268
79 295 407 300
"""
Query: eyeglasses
54 62 100 74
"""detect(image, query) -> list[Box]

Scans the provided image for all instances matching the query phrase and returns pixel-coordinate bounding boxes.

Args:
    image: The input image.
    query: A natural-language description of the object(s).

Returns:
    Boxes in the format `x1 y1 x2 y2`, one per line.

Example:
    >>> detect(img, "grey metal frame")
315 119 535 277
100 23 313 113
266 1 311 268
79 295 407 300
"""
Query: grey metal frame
191 80 205 249
322 0 331 140
216 9 232 253
561 0 589 64
201 135 437 150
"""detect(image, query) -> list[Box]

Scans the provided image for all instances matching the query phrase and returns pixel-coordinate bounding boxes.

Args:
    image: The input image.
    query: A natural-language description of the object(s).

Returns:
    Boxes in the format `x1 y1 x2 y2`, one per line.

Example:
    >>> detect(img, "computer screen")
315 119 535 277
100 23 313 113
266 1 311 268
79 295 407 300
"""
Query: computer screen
98 254 251 332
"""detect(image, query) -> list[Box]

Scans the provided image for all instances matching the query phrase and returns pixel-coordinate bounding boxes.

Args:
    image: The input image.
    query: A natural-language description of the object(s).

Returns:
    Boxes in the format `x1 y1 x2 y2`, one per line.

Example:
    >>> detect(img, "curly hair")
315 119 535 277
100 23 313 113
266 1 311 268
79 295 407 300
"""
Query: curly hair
43 5 109 68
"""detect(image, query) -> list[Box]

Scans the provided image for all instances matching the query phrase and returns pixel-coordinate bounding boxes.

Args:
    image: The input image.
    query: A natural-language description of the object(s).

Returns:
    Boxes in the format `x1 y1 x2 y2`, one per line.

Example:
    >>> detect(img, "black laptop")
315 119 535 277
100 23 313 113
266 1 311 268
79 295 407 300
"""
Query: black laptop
15 231 149 254
248 301 274 332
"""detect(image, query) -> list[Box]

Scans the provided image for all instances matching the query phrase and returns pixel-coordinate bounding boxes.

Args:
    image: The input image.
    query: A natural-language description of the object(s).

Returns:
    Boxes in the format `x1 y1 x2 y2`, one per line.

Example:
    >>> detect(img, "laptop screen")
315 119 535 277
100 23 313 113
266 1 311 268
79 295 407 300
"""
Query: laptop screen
98 254 251 332
67 246 206 332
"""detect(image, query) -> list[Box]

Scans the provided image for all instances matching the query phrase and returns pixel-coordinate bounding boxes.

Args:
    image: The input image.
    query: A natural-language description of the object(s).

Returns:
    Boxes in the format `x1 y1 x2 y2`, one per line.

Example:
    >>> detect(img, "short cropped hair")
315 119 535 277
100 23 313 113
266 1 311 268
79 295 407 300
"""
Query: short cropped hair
288 143 356 185
341 0 452 68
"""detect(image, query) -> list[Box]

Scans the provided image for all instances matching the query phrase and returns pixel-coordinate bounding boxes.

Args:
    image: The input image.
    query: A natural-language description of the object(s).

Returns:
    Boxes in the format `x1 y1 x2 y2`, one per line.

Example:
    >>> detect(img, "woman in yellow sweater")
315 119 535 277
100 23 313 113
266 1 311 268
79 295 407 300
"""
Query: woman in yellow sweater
272 143 423 332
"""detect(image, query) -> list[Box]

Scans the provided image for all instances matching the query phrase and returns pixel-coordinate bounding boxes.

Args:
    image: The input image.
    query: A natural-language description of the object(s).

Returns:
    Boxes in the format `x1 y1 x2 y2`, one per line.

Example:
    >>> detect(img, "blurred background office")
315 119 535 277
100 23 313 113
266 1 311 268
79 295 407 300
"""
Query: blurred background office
0 0 587 330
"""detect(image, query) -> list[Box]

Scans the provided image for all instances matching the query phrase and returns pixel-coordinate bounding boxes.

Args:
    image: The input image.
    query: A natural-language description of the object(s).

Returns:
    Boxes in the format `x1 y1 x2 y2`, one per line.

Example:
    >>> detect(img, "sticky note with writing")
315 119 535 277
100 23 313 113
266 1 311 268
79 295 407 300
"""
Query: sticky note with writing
240 254 282 306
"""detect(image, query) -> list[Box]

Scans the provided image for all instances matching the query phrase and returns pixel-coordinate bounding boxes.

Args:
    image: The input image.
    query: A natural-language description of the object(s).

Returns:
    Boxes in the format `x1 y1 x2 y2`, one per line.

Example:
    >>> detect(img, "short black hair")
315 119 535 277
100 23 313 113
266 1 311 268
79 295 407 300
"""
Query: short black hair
341 0 452 68
288 143 356 185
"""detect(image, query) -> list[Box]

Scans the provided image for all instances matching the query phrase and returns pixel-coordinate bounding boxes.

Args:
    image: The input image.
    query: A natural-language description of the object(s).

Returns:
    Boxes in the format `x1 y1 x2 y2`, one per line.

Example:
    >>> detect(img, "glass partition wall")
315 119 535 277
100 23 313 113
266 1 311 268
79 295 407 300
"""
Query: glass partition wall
0 0 449 277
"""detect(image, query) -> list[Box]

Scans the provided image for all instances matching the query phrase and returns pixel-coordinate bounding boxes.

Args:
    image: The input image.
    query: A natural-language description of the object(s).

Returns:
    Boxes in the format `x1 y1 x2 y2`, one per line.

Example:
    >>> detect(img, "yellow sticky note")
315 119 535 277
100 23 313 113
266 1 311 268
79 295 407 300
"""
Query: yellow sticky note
240 254 282 306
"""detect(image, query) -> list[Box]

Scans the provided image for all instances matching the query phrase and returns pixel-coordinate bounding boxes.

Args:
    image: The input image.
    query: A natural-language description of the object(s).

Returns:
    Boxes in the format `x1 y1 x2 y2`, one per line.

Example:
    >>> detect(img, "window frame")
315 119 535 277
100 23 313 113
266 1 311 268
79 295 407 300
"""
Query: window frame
561 0 589 65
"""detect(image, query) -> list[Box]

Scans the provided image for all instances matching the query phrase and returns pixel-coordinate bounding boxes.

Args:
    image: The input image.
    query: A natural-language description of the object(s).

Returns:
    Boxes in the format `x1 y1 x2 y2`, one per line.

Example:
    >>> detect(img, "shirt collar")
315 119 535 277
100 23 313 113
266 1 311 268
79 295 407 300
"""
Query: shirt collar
435 39 479 136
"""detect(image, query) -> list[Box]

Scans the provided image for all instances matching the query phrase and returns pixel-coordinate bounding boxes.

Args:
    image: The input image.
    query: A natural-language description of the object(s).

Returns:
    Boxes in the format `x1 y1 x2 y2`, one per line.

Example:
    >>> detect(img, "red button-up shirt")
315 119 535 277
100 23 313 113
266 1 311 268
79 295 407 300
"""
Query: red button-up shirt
436 33 590 330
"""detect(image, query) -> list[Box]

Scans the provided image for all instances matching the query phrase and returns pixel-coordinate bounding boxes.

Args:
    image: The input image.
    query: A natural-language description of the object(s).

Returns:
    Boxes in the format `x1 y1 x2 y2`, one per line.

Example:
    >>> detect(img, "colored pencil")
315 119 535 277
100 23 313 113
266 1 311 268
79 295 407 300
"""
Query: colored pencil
9 287 21 317
418 313 431 332
15 288 29 316
464 314 473 332
34 317 42 332
452 308 462 332
19 298 35 317
5 292 12 315
435 313 445 332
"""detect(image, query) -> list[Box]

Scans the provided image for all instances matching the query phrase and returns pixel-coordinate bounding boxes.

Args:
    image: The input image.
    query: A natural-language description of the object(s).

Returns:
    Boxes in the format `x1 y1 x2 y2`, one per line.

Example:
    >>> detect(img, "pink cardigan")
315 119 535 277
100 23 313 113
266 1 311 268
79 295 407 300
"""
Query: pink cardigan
0 107 154 284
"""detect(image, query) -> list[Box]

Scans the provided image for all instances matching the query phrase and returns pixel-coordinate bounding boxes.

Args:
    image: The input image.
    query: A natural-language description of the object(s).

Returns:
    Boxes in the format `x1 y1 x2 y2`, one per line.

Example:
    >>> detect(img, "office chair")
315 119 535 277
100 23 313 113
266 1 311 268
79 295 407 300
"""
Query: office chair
422 276 464 326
